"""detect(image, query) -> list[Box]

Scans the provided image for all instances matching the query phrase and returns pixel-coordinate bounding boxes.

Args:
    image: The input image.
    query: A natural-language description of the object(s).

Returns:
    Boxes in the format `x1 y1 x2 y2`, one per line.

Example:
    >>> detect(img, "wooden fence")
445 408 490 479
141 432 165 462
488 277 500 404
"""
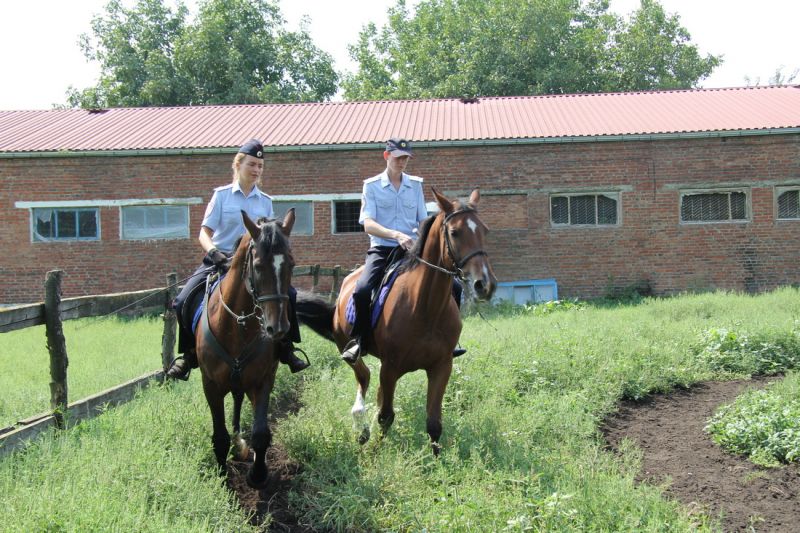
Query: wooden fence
0 265 349 459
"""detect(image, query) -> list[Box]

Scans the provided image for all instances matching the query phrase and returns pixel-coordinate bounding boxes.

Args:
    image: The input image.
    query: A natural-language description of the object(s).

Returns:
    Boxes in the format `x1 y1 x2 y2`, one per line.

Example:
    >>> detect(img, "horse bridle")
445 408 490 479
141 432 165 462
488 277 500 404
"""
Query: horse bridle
218 240 290 329
418 208 489 281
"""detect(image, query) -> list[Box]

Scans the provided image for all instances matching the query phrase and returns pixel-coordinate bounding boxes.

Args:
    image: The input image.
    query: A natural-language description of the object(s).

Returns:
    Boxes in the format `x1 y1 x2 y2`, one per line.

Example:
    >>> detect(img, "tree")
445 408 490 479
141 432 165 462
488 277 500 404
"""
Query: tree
744 65 799 87
65 0 337 108
342 0 721 101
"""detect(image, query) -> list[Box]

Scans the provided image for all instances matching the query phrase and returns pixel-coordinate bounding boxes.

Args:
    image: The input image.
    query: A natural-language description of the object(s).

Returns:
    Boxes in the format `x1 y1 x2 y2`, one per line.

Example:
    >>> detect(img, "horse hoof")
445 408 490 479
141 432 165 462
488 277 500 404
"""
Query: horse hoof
357 427 371 445
232 444 250 461
246 467 270 490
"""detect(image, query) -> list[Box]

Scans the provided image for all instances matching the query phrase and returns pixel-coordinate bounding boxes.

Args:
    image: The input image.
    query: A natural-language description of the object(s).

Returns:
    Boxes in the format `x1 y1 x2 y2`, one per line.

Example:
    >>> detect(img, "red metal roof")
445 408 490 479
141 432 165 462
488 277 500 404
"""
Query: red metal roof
2 86 799 153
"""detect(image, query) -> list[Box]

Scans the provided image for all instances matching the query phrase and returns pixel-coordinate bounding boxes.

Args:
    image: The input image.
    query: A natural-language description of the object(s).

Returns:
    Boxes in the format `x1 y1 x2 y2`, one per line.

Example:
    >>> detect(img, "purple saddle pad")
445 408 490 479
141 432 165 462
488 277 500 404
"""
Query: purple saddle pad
346 266 402 328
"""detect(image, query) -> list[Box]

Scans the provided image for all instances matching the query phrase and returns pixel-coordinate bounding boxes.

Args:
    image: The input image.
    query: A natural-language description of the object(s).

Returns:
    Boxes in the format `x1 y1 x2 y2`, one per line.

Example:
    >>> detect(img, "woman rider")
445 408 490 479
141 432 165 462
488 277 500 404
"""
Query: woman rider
166 139 310 380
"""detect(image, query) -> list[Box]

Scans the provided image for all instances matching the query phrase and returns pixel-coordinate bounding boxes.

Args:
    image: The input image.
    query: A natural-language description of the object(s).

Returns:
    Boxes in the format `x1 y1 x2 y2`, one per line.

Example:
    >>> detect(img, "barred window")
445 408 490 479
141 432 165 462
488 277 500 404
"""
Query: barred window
777 188 800 220
121 205 188 239
33 208 99 241
273 201 313 234
680 190 748 222
551 194 618 226
334 200 364 233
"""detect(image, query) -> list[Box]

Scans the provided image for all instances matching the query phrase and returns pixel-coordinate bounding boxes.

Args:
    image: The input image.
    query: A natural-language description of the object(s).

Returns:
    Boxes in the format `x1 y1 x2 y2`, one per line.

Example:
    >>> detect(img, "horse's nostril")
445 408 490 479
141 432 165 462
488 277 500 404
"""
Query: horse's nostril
266 326 275 338
473 280 485 293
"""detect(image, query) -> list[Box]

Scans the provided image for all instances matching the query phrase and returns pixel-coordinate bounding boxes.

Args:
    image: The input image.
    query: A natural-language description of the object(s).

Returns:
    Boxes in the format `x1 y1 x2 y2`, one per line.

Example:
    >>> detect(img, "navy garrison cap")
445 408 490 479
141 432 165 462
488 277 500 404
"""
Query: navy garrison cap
238 139 264 159
386 137 412 158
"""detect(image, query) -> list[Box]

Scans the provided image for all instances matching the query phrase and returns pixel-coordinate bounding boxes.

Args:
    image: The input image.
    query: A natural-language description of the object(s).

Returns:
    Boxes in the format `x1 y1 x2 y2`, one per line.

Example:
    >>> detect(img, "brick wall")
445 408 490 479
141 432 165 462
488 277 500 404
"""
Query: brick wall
2 133 799 304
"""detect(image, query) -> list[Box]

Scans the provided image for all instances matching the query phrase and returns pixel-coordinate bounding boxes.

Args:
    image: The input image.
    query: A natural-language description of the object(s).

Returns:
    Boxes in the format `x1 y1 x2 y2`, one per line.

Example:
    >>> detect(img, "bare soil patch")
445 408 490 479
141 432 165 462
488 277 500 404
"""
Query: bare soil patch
602 376 800 532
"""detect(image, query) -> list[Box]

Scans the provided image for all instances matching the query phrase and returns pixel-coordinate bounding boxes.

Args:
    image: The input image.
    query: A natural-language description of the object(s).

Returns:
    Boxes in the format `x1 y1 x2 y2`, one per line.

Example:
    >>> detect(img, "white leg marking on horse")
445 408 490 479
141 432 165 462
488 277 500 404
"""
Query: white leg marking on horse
351 390 366 426
466 219 478 233
272 254 285 291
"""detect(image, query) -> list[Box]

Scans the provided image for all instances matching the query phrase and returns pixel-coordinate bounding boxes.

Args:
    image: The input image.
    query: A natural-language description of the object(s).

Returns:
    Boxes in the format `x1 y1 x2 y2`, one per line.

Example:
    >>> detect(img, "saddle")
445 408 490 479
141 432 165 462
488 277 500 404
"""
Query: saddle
346 247 407 328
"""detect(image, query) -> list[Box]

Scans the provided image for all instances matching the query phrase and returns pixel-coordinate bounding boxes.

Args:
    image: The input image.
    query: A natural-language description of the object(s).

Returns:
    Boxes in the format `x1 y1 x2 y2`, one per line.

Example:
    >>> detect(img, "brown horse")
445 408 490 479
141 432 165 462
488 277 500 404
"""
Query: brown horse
298 188 496 453
195 209 295 488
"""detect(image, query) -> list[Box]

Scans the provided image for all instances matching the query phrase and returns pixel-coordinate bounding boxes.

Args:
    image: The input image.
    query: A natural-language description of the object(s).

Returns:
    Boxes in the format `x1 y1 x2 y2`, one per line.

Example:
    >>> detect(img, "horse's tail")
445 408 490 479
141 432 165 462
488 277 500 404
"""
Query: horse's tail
295 291 337 342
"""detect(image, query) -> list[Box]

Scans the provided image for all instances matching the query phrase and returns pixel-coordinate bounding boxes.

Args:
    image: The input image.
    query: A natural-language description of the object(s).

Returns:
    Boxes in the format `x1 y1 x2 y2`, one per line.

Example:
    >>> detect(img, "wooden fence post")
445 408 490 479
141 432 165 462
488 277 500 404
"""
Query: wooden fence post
311 264 321 292
330 265 342 301
161 273 178 371
44 270 68 430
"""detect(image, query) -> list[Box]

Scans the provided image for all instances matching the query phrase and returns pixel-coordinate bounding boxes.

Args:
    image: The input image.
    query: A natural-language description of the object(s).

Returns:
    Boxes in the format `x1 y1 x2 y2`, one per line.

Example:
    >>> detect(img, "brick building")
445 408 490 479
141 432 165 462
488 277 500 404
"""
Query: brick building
2 86 800 304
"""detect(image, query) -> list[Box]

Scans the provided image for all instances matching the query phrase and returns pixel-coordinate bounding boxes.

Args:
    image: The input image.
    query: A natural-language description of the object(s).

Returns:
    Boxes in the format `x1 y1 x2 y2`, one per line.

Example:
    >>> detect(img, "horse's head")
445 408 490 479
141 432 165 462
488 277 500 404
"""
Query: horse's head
433 187 498 301
240 209 296 339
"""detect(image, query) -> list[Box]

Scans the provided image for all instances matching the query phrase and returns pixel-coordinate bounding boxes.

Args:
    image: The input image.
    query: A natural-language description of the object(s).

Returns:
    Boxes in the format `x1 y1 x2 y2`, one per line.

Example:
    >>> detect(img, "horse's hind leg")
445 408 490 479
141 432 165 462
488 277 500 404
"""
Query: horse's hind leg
201 375 230 472
425 359 453 456
350 357 371 444
231 391 249 461
246 379 274 490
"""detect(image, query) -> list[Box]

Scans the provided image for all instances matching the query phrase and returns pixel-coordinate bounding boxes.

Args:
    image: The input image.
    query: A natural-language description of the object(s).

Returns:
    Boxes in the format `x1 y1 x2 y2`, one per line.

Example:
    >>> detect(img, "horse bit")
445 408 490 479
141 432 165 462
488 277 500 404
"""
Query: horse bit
417 207 488 282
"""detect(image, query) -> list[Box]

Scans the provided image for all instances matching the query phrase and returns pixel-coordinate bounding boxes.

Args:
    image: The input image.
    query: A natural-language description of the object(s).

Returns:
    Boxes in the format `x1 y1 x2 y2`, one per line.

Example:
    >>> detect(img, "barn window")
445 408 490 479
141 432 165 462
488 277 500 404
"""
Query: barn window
273 201 312 234
550 193 619 226
333 200 364 233
680 190 749 223
121 205 189 240
33 208 99 241
776 187 800 220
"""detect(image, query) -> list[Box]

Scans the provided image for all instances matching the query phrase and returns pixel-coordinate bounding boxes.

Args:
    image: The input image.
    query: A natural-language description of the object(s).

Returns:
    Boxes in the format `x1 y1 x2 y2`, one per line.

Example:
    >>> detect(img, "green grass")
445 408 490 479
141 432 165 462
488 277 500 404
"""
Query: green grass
4 288 800 531
706 371 800 466
0 315 164 428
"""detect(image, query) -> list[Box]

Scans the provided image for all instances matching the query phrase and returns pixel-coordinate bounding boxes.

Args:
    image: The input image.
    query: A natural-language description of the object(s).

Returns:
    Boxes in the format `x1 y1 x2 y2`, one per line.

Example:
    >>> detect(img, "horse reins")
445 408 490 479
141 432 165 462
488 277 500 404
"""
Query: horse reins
203 239 290 395
417 207 489 282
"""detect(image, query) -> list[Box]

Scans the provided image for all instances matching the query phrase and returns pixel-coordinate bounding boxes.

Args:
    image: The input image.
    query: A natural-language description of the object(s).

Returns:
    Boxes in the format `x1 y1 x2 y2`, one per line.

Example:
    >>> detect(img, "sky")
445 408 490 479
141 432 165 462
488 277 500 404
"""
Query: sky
0 0 797 110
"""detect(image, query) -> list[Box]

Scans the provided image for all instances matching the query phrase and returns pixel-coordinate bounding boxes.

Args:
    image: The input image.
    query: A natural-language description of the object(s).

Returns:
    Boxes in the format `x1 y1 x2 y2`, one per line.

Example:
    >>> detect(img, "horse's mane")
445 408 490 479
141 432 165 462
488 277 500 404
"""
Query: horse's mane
397 198 474 275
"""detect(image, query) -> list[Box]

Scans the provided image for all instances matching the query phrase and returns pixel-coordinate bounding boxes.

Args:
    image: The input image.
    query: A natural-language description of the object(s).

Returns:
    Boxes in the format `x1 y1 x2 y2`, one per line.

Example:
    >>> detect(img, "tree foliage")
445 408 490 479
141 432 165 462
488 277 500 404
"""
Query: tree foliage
66 0 337 108
342 0 721 101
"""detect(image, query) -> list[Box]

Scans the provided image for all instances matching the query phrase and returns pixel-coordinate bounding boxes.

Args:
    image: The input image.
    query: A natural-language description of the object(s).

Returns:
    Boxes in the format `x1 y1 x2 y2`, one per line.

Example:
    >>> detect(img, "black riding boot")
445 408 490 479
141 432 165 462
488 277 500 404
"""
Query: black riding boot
166 349 198 381
276 340 310 373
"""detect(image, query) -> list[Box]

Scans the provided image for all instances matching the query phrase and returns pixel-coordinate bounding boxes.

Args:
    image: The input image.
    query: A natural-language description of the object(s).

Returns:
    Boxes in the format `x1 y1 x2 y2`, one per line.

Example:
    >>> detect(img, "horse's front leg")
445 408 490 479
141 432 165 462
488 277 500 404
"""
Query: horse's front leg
246 374 275 490
376 365 400 438
350 357 371 444
201 374 230 472
231 391 249 461
425 358 453 456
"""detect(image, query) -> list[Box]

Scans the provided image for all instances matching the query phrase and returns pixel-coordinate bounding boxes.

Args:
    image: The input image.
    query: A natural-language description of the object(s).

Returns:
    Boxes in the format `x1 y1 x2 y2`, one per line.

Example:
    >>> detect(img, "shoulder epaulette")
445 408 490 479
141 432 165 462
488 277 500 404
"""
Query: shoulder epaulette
263 192 273 200
364 176 381 184
408 175 424 183
213 183 234 192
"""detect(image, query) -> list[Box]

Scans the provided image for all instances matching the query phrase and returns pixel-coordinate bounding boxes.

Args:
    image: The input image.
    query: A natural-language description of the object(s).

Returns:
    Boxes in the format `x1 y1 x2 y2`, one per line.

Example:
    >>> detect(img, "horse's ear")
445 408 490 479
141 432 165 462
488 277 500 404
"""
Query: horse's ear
281 207 296 237
468 187 481 206
432 188 454 215
241 210 260 240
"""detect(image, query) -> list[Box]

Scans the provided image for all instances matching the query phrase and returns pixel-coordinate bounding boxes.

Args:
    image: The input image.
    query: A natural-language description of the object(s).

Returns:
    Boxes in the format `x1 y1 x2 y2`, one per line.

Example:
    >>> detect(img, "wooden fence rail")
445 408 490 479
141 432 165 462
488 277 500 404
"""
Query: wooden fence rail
0 265 349 458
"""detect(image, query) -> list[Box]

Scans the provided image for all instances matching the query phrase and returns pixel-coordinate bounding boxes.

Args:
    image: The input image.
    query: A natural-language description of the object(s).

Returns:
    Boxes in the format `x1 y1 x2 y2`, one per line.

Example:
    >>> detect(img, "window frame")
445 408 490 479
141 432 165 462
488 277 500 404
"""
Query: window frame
332 199 365 234
679 187 751 225
775 186 800 221
549 191 621 227
120 204 190 240
272 200 313 235
32 207 100 242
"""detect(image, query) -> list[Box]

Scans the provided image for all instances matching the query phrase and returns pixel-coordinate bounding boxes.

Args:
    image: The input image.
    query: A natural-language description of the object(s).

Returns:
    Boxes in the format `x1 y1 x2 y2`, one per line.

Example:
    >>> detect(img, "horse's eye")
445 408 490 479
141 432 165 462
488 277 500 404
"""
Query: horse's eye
449 229 459 238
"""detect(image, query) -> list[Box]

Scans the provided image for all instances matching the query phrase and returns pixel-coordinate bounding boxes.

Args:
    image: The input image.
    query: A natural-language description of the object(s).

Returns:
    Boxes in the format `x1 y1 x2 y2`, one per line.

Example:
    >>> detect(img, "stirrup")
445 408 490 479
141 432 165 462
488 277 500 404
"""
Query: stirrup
453 347 467 358
284 346 311 373
341 339 361 365
165 356 192 381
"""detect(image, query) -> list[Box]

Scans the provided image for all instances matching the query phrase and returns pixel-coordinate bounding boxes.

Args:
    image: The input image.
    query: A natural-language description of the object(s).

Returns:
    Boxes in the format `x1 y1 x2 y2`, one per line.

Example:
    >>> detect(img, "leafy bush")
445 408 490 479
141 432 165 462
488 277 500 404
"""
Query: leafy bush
706 376 800 466
692 328 800 376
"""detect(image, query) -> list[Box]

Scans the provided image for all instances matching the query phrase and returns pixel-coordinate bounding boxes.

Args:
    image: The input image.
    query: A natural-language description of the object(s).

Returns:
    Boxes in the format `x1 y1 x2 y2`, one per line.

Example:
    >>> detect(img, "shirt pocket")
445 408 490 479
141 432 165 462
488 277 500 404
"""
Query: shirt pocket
402 201 418 220
377 200 394 213
221 206 242 229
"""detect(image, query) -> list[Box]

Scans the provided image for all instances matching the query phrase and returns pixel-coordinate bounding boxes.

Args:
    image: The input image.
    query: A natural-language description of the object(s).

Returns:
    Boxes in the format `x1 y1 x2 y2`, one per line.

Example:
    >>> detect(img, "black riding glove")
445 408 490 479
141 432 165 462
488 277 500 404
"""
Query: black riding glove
207 249 228 272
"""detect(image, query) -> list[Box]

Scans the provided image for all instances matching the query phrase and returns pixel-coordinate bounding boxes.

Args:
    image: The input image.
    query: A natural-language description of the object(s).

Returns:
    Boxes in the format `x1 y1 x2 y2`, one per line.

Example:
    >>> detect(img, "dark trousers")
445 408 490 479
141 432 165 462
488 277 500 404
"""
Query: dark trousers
350 245 463 337
173 258 301 355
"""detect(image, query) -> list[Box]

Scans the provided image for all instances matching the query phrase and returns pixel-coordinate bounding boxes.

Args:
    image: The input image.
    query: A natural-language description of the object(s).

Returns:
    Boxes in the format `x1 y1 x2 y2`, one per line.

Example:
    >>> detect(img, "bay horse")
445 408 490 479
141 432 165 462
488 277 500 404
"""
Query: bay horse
297 188 496 454
195 209 296 488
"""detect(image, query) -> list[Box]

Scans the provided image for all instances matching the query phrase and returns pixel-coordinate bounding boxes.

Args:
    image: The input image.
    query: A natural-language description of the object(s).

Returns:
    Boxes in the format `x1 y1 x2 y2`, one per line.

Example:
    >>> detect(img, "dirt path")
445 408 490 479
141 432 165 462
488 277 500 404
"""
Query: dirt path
226 376 800 532
602 376 800 532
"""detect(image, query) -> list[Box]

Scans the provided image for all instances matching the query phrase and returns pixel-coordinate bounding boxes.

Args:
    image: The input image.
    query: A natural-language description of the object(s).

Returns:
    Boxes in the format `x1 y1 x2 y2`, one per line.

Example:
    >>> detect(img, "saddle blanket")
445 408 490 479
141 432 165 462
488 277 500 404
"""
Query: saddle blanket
346 265 402 328
191 276 222 334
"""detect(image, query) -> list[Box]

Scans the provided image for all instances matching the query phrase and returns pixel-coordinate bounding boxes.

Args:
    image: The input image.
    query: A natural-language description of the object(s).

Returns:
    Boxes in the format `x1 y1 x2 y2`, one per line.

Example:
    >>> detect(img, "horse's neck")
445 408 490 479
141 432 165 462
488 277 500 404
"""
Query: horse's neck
215 270 253 327
408 224 454 316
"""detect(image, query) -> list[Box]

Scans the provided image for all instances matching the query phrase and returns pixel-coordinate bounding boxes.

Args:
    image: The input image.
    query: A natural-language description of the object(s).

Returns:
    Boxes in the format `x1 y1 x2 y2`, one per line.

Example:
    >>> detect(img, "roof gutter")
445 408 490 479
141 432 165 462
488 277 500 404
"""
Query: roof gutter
2 128 799 159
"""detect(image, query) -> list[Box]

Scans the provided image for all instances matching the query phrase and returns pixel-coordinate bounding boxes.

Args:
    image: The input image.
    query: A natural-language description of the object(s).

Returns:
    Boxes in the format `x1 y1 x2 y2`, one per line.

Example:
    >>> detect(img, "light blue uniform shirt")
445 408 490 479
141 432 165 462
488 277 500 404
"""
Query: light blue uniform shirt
359 171 427 248
201 182 274 253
